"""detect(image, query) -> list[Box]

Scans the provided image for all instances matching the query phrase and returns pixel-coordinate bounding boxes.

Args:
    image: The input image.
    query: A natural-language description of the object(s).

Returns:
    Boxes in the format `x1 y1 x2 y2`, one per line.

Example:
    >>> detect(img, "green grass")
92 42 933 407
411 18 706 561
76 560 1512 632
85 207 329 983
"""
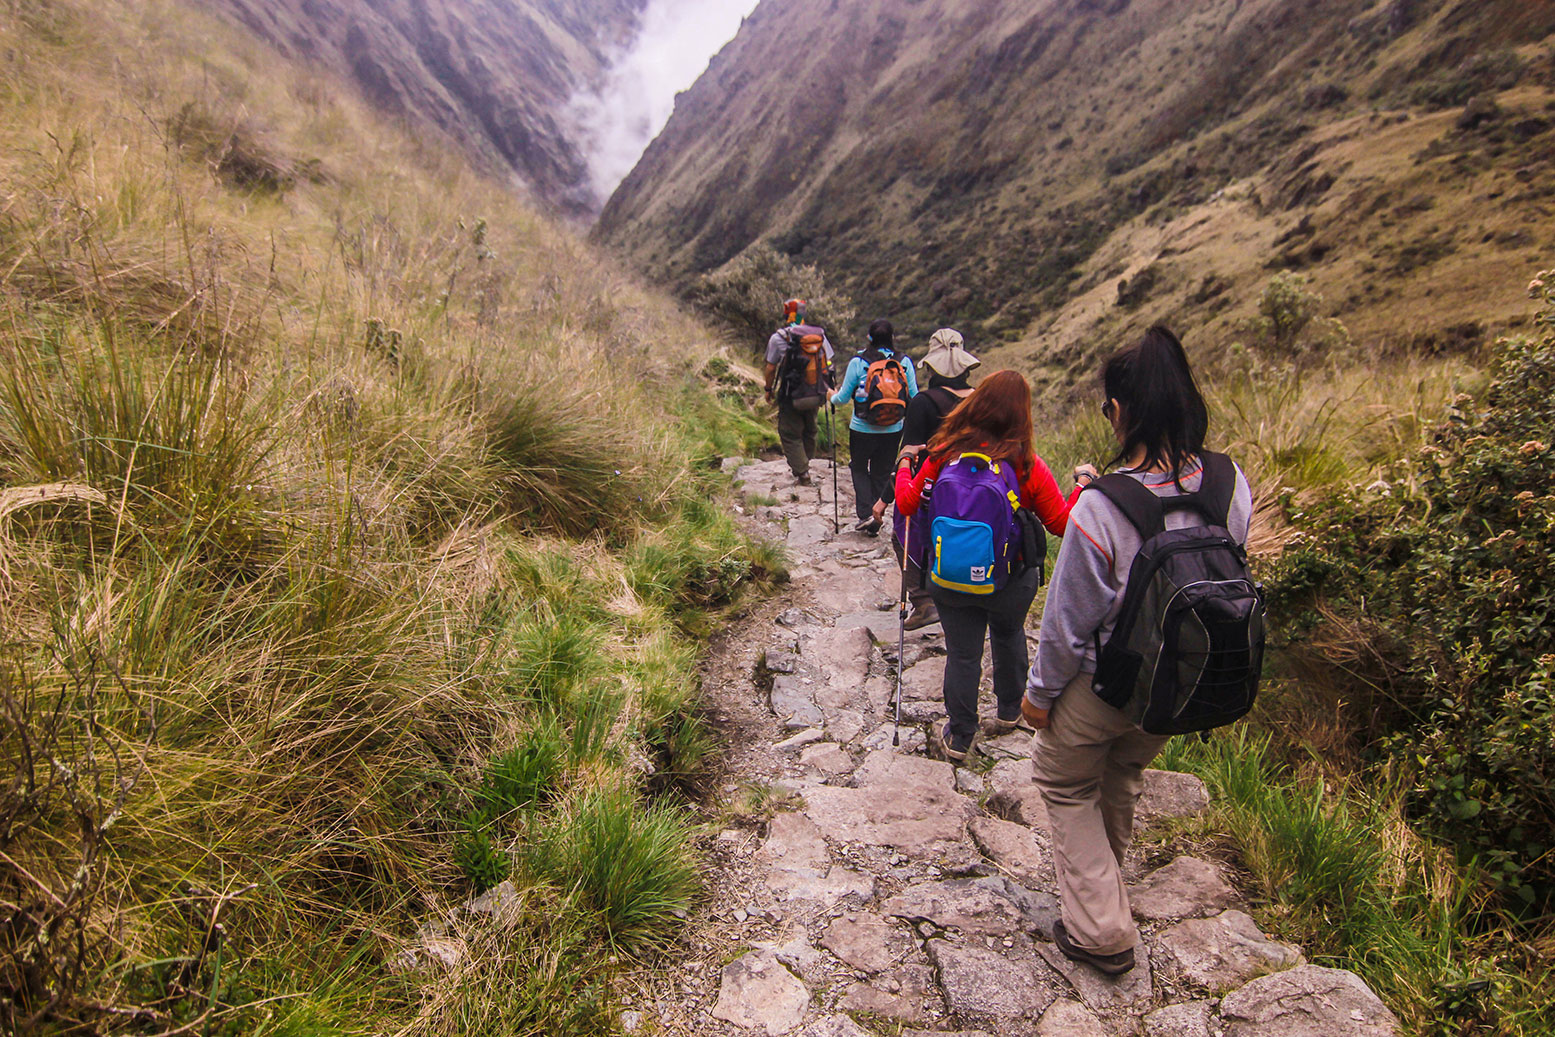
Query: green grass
0 2 777 1033
1156 730 1554 1035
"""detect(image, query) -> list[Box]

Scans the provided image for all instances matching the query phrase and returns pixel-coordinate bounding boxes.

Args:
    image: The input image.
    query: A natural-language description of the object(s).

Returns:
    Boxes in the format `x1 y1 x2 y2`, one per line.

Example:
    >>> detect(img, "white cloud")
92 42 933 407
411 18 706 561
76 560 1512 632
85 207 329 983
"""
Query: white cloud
571 0 759 205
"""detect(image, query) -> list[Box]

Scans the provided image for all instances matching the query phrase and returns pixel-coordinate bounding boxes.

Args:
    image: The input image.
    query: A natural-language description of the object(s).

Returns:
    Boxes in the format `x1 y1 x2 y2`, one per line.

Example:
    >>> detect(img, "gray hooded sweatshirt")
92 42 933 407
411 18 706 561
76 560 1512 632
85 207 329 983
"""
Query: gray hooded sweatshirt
1024 458 1253 711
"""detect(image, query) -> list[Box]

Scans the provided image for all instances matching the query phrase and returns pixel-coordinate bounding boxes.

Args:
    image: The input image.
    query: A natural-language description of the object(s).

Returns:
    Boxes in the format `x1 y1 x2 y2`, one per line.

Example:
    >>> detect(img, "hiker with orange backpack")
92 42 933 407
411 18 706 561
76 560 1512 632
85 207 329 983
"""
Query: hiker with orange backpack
828 319 917 533
764 299 836 486
879 328 980 630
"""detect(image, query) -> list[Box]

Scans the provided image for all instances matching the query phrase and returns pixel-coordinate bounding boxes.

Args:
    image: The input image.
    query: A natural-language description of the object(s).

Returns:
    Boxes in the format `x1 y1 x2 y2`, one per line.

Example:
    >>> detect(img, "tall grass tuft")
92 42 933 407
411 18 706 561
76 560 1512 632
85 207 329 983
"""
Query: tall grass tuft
525 787 700 952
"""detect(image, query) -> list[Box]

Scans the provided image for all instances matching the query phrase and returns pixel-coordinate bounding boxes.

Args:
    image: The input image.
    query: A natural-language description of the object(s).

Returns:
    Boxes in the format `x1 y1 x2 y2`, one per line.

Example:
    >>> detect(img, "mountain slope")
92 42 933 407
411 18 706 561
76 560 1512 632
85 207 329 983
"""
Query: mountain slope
596 0 1555 386
200 0 645 215
0 1 771 1032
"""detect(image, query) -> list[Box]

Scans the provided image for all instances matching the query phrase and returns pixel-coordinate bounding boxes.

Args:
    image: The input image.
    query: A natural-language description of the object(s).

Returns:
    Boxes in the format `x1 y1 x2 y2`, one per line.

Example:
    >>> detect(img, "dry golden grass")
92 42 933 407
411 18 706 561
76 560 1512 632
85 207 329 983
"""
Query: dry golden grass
0 2 772 1033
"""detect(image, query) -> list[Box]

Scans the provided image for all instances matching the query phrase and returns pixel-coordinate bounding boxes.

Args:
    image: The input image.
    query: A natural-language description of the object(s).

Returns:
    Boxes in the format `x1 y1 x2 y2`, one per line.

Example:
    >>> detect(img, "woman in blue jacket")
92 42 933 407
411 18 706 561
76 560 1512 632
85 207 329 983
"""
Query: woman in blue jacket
830 319 918 533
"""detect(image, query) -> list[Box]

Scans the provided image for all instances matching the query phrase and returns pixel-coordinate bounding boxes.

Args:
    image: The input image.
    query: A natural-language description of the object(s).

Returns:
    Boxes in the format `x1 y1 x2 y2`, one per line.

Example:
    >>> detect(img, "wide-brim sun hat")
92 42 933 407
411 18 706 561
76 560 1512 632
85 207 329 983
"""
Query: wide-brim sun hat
923 328 980 379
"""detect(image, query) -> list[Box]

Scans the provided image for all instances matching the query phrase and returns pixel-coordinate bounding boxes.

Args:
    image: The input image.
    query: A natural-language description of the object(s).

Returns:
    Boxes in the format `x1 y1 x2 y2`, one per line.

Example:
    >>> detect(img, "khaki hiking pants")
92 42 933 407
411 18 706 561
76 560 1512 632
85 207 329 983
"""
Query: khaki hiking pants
776 401 820 479
1032 673 1169 956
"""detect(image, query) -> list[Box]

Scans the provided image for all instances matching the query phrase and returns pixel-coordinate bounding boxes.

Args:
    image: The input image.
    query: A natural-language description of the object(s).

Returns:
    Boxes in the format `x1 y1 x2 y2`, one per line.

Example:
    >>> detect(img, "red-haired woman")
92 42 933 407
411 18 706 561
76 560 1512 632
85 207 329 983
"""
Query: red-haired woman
894 370 1088 761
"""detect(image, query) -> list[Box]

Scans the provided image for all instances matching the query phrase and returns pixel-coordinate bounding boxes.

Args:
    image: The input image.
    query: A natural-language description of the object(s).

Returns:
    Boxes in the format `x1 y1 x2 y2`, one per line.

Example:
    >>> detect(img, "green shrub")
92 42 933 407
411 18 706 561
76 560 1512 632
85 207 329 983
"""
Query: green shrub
1271 277 1555 912
688 242 858 344
1237 272 1350 359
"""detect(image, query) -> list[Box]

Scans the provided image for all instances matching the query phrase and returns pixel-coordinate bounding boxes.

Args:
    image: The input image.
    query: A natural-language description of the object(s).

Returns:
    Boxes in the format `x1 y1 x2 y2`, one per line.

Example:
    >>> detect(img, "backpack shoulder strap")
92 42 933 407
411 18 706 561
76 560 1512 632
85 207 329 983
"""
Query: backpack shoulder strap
1092 473 1167 539
1194 451 1237 527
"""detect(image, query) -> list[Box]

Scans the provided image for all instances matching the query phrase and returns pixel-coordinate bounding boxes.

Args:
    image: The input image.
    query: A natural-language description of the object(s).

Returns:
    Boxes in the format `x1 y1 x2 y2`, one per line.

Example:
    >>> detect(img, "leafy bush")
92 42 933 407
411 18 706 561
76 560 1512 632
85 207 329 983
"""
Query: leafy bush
1237 272 1350 359
689 242 858 345
1272 276 1555 911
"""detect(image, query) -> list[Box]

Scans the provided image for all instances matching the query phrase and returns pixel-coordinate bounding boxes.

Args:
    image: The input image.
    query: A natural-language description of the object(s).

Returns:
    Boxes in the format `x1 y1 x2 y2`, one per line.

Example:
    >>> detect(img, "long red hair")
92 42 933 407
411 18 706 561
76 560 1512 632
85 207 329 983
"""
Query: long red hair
927 369 1036 474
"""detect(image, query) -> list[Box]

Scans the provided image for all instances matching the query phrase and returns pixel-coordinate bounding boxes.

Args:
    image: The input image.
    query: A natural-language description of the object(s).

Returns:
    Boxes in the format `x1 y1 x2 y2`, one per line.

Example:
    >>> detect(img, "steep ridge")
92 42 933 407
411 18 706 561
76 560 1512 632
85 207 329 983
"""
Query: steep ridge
636 455 1399 1036
198 0 645 215
596 0 1555 387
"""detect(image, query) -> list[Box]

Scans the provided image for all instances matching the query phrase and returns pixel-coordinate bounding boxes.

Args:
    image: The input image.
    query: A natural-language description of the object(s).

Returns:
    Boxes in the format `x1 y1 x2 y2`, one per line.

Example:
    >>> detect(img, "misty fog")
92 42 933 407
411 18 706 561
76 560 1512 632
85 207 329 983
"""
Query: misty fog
571 0 759 207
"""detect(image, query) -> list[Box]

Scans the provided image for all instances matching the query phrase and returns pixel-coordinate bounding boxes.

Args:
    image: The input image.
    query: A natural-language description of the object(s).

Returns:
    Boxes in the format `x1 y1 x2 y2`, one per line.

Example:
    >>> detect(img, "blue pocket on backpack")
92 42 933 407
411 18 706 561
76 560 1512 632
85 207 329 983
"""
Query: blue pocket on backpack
930 518 997 595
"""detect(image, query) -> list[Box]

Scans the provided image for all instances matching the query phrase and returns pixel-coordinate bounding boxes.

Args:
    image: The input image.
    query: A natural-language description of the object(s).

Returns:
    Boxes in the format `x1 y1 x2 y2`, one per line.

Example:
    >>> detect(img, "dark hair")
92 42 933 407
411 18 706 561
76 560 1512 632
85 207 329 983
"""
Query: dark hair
928 369 1036 474
1102 325 1208 485
867 318 894 351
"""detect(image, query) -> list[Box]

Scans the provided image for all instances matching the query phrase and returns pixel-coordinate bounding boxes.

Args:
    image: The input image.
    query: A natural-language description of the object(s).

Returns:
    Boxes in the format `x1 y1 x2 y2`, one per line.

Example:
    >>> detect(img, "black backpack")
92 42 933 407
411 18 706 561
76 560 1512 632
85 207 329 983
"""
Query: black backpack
1090 452 1264 735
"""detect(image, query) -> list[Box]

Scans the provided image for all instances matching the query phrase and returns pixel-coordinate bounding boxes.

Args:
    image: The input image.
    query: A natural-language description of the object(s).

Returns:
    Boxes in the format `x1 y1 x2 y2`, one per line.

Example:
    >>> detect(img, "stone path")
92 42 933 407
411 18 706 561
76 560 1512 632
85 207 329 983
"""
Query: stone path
620 457 1398 1037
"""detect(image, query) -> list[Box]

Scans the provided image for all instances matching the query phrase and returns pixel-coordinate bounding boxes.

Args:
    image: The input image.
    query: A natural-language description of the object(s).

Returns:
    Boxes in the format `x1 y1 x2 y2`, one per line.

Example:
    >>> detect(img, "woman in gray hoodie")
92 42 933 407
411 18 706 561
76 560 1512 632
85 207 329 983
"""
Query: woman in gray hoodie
1022 327 1252 977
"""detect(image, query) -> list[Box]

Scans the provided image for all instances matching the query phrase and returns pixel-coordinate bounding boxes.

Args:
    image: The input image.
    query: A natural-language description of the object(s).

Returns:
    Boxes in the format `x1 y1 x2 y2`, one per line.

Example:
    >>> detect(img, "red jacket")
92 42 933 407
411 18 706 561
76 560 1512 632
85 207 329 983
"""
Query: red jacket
895 451 1080 537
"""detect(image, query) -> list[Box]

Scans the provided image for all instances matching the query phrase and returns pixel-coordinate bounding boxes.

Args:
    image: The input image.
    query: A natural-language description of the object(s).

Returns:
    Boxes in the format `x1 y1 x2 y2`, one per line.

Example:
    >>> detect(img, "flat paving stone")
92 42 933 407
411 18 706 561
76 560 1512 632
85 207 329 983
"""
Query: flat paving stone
710 949 810 1035
1219 964 1399 1036
838 963 937 1024
1129 856 1239 921
820 913 914 973
759 812 828 870
1037 999 1111 1037
884 876 1056 937
813 567 886 613
803 783 972 854
1138 769 1211 821
1143 1000 1216 1037
826 709 867 744
835 610 899 643
860 723 927 753
809 625 874 688
969 816 1056 893
1155 909 1303 991
928 939 1062 1026
766 864 876 904
800 742 856 776
772 675 825 728
900 656 947 699
798 1016 876 1037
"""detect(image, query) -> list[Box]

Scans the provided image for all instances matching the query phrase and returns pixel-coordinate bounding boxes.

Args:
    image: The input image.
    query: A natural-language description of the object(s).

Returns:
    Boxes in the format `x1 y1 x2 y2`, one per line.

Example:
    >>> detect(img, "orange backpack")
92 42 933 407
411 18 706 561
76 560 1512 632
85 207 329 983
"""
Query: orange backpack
863 350 908 425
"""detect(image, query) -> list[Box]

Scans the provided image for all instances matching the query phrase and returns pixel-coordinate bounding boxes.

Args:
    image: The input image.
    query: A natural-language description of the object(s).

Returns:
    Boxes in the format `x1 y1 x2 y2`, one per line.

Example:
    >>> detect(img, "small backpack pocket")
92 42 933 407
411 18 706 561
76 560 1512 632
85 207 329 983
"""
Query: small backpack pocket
930 517 997 595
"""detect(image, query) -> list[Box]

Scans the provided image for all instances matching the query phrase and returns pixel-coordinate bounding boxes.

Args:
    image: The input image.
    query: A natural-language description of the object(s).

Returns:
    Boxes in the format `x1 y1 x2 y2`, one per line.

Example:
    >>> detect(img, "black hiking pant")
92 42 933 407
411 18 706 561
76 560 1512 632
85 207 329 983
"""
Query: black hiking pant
931 569 1040 744
849 427 901 522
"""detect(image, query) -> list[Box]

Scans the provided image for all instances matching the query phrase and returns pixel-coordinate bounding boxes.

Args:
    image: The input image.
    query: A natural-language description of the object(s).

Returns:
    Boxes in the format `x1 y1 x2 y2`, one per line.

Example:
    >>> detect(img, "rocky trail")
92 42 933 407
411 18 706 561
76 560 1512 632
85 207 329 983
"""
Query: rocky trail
621 457 1400 1037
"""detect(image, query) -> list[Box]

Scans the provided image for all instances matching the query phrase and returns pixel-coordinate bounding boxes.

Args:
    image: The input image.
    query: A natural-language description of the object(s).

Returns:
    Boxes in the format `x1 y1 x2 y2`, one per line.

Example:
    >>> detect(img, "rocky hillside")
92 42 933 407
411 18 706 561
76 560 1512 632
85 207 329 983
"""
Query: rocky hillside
596 0 1555 388
199 0 644 215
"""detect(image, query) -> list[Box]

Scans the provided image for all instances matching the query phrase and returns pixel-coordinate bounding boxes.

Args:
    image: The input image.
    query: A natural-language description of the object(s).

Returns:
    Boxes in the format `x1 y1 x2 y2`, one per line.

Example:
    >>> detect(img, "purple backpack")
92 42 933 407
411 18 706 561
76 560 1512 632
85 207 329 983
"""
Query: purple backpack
927 453 1040 595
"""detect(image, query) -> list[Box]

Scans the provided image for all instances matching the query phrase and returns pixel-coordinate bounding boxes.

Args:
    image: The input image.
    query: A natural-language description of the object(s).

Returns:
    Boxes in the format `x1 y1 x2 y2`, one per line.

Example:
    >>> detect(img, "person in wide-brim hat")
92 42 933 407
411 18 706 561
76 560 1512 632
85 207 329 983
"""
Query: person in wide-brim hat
922 328 981 380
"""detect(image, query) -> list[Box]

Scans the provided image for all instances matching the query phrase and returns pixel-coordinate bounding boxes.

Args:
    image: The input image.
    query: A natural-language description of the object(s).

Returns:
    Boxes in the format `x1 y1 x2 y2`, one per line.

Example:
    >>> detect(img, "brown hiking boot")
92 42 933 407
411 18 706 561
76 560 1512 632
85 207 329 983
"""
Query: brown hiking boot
903 604 939 630
1052 920 1135 976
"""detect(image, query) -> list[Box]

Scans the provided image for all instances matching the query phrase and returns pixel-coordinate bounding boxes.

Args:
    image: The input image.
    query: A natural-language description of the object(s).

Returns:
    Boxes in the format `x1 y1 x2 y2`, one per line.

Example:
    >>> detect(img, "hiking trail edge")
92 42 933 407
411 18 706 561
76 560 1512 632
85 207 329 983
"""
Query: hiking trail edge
620 456 1399 1037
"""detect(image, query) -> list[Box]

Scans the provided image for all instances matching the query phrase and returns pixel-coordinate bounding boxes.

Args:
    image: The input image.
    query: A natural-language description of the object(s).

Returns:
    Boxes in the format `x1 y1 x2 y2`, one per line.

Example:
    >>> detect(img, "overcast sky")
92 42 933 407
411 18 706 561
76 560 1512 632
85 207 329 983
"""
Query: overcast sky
572 0 760 205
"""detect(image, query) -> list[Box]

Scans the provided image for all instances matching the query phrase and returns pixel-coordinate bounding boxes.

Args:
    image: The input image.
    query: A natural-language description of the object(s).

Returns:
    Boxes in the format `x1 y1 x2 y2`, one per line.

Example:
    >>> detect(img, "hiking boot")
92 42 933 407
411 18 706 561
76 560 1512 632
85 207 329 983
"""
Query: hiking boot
937 721 974 762
795 473 812 486
903 604 940 630
1052 920 1135 976
853 517 882 535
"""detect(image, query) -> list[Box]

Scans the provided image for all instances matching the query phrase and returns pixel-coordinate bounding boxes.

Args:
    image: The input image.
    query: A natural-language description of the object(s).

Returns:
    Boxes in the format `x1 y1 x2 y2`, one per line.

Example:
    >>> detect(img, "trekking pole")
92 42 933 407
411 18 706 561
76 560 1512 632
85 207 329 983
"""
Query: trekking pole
829 402 840 534
893 513 910 748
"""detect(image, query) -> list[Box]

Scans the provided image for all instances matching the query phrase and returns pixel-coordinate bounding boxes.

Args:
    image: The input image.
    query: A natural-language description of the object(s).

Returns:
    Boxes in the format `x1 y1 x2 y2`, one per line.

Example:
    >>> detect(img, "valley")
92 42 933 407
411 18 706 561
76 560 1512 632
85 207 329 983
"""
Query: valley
596 0 1555 391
